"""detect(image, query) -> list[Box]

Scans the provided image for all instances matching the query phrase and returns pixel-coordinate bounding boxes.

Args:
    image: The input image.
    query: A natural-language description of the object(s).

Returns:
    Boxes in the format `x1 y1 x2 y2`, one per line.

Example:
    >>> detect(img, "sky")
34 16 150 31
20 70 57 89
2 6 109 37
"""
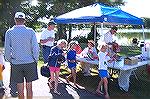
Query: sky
121 0 150 18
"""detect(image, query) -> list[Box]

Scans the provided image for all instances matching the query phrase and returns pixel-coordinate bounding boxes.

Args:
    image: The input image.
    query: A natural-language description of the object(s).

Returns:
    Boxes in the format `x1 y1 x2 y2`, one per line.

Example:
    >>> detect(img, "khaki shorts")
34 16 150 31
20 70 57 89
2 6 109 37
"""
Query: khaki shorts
11 62 38 83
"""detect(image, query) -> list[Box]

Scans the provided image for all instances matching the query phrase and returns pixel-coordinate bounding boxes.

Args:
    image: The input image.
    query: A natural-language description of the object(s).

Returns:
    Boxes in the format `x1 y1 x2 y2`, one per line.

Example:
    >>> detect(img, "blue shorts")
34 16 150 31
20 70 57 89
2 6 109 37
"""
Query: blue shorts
68 65 76 70
68 63 76 69
98 70 109 78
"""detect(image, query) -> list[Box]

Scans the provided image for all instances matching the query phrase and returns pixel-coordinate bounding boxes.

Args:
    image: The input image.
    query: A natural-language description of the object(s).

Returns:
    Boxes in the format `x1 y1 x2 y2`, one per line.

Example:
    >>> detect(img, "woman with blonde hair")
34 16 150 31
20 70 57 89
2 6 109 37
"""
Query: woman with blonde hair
80 40 98 76
48 39 67 94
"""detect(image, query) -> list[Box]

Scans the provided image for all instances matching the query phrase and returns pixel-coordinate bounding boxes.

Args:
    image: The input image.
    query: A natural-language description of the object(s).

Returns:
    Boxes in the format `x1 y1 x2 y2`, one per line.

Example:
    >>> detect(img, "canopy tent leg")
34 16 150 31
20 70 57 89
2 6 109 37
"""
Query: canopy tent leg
94 23 96 43
142 25 145 43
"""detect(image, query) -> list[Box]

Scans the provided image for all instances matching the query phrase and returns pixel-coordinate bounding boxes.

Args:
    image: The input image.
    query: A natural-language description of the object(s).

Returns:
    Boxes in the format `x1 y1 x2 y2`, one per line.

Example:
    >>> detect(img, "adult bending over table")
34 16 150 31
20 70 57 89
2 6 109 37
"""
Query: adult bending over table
80 40 98 76
104 26 120 59
103 26 120 77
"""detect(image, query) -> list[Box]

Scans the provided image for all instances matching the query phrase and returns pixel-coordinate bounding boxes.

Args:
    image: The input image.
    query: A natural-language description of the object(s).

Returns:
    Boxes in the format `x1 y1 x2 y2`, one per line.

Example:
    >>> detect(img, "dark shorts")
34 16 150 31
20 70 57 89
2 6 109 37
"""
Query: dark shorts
11 62 38 83
98 70 109 78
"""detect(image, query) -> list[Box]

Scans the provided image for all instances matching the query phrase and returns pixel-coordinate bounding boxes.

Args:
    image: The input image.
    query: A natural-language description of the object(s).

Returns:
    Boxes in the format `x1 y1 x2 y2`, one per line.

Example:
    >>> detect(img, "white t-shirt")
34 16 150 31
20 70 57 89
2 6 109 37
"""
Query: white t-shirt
98 51 110 70
104 31 113 44
80 47 97 57
40 29 55 47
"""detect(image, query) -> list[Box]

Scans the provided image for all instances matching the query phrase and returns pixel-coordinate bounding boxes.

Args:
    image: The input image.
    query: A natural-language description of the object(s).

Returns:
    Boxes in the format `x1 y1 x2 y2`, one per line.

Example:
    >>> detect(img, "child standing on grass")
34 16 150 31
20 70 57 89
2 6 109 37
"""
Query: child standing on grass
66 41 77 86
48 39 67 94
96 42 113 99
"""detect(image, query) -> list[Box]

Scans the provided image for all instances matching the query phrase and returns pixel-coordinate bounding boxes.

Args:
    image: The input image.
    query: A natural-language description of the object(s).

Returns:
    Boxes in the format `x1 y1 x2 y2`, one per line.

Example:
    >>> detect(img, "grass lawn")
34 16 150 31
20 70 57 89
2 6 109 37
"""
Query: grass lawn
37 60 44 68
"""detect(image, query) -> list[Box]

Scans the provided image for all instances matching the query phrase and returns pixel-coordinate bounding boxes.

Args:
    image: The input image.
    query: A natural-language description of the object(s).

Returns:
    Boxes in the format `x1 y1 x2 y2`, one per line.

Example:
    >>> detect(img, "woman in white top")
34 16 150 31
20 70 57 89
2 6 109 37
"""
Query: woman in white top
80 40 98 76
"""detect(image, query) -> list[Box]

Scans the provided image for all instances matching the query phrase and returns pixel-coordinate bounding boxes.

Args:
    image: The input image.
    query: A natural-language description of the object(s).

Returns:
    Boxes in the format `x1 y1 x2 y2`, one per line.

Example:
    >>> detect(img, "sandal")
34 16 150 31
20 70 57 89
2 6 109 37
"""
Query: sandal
95 91 103 96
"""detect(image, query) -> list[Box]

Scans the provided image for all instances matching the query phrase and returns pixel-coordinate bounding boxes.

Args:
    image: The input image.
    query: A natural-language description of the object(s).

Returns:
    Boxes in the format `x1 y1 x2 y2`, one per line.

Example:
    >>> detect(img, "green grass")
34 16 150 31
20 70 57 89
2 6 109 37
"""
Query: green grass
0 43 4 47
37 60 44 68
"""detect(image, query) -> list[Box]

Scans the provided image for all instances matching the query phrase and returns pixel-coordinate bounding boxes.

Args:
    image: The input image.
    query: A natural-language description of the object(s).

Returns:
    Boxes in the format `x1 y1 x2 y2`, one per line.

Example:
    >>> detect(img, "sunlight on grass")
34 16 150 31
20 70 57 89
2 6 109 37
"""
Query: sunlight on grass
37 60 44 68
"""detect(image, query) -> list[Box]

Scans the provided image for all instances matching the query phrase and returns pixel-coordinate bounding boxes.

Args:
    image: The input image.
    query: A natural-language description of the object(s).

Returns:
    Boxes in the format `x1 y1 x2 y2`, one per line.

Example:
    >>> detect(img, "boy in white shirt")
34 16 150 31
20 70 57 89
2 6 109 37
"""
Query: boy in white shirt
96 42 114 99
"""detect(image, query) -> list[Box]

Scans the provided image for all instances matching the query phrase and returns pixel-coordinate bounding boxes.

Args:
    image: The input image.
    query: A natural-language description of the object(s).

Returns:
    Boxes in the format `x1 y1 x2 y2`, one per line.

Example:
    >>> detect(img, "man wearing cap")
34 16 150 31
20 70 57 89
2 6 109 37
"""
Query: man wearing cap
40 21 56 64
104 26 118 44
103 26 120 77
4 12 39 99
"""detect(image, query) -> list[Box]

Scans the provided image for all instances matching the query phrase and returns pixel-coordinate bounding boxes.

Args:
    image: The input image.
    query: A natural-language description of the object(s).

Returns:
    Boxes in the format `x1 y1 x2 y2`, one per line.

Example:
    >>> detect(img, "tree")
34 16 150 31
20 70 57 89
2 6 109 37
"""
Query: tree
0 0 25 42
143 17 150 29
21 2 53 29
0 0 125 43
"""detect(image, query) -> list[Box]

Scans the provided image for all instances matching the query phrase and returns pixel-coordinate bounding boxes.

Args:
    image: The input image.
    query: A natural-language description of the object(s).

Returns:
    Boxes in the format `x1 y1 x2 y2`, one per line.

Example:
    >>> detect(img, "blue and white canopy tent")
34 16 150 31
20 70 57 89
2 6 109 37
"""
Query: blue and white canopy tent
54 3 145 42
54 3 146 92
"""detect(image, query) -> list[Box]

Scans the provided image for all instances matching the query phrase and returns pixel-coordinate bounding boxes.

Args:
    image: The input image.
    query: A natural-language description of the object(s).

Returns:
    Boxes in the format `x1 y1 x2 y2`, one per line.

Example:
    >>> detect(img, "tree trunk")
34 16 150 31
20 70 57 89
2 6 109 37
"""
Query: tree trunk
57 24 63 40
68 24 72 42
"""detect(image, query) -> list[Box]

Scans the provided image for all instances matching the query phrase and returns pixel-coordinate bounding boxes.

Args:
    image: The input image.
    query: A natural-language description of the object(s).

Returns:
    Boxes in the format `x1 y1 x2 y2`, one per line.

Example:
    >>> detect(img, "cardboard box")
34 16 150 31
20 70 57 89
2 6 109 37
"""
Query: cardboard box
124 57 138 65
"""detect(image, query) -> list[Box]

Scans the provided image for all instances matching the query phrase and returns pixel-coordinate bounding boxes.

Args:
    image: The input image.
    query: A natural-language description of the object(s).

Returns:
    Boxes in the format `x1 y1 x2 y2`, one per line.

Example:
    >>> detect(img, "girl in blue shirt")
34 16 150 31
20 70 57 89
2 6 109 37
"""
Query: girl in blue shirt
66 41 77 86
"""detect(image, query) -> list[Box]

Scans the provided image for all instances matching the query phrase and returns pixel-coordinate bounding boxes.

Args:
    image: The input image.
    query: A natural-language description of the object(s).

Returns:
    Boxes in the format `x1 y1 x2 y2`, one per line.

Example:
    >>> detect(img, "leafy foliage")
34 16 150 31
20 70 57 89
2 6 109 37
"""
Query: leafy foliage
143 17 150 29
0 0 126 41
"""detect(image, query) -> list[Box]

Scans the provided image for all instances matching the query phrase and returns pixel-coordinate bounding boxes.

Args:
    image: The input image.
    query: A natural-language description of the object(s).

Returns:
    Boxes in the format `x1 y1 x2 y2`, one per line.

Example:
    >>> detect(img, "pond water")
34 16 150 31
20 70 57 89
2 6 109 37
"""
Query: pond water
70 29 150 45
36 29 150 45
115 32 150 45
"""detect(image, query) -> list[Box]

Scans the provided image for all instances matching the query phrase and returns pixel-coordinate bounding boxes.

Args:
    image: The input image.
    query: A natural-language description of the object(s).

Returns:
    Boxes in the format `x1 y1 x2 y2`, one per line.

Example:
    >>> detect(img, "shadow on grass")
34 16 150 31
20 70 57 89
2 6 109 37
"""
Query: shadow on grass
59 67 150 99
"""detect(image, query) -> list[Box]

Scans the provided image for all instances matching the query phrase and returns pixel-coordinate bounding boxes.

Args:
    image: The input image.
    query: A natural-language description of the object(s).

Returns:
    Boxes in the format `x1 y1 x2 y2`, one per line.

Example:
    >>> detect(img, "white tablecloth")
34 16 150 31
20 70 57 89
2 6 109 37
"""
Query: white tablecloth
76 56 150 91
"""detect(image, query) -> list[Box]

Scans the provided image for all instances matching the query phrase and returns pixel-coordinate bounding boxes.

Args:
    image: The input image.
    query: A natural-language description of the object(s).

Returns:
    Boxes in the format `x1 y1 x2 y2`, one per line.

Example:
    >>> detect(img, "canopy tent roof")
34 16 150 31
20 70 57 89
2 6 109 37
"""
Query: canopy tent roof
54 3 144 25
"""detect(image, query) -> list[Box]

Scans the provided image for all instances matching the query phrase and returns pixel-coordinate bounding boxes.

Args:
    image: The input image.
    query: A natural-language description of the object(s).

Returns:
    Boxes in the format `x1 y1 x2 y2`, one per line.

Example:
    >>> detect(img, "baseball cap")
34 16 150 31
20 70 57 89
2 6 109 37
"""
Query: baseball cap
48 20 56 26
15 12 25 19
